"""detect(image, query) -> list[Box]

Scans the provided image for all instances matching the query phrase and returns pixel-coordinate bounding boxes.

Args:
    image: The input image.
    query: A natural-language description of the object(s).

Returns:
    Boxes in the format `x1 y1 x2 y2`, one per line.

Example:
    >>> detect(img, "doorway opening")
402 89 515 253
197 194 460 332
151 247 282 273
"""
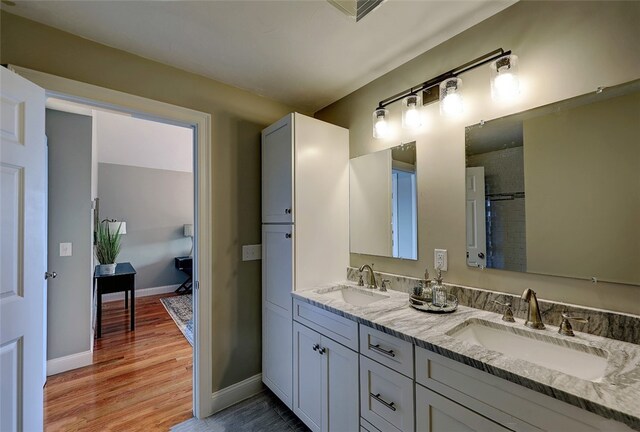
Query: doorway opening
43 97 197 428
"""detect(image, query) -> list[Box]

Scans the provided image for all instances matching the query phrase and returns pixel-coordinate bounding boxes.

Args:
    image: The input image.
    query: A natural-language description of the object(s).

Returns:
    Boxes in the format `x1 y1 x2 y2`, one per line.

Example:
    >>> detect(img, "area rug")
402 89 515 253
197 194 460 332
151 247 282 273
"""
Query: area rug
160 295 194 346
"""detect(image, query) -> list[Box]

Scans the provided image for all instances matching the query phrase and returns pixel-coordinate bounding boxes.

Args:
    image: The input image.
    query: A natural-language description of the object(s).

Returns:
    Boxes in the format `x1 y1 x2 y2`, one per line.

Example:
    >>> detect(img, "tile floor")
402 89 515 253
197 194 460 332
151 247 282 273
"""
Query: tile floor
172 389 310 432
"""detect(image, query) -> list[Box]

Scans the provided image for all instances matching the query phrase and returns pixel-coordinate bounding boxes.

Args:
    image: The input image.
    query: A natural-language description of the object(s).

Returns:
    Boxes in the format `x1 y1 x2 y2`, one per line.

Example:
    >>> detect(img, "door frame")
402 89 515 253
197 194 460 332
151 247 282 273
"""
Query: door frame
8 65 213 419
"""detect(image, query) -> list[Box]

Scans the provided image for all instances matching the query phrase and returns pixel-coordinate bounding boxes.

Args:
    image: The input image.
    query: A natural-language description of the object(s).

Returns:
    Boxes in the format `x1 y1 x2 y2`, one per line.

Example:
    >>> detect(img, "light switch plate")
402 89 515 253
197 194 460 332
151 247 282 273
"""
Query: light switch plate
242 244 262 261
60 242 72 257
434 249 448 271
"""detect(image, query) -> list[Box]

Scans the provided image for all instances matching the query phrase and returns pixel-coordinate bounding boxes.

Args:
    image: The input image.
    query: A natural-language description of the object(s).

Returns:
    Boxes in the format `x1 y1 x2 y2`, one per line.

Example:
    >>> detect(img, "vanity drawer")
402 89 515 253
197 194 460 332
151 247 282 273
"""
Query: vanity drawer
293 299 358 351
415 347 628 432
360 355 414 432
360 325 413 378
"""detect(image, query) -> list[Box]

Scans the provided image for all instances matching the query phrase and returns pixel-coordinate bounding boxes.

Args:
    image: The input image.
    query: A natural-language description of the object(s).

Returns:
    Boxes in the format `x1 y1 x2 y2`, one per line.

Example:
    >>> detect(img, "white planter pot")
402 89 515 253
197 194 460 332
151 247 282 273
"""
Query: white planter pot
100 263 117 275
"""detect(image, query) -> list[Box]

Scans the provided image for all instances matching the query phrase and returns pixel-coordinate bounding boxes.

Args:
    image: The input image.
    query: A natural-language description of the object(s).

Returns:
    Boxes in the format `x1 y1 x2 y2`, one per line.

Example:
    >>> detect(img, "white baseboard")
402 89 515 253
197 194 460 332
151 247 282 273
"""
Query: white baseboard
47 350 92 376
102 284 179 302
207 373 264 415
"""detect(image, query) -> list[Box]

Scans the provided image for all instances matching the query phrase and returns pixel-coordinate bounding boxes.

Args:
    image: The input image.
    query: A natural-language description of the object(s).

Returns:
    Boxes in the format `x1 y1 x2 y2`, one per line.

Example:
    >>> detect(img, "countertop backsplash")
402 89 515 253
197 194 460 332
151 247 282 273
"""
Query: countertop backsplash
346 267 640 345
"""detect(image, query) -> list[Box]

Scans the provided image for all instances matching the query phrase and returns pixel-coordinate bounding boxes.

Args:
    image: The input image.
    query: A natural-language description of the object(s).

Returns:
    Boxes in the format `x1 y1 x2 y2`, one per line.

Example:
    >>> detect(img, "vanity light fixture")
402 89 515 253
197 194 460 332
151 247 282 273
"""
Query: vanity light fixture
372 107 390 139
490 54 520 101
372 48 517 138
402 94 422 129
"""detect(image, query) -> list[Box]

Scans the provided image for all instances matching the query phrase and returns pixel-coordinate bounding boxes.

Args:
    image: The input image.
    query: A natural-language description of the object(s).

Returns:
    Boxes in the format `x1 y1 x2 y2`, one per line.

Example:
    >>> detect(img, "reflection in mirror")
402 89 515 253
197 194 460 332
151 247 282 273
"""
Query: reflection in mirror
350 142 417 260
465 79 640 285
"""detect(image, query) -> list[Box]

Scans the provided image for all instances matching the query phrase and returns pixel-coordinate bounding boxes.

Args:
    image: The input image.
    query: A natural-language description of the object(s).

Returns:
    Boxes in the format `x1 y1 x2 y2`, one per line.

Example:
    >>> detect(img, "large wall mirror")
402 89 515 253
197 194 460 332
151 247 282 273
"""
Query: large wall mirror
465 79 639 285
350 142 418 260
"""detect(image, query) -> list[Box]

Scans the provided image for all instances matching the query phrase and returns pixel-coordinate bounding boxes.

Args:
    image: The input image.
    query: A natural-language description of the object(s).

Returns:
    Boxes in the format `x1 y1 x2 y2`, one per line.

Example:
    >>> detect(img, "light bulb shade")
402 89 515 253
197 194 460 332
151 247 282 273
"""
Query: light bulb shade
372 108 390 139
107 221 126 235
401 94 422 130
183 223 194 237
490 54 520 101
439 78 464 116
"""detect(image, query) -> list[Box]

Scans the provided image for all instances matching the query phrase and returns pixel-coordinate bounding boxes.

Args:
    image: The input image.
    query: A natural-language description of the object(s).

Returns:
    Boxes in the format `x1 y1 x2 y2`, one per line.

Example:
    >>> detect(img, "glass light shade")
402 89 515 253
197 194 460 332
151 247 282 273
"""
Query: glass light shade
372 108 390 139
440 78 464 116
490 54 520 101
402 94 422 129
183 223 194 237
107 221 126 235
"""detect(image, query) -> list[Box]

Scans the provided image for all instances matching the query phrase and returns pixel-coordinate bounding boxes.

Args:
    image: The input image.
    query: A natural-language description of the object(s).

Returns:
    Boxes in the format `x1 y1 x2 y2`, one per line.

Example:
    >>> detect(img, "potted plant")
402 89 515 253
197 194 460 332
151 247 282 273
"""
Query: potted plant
95 221 122 274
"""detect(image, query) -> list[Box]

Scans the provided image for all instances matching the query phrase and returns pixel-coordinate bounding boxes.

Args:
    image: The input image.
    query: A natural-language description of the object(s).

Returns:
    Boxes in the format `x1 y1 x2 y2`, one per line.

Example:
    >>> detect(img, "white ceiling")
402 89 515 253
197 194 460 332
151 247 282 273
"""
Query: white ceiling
4 0 515 112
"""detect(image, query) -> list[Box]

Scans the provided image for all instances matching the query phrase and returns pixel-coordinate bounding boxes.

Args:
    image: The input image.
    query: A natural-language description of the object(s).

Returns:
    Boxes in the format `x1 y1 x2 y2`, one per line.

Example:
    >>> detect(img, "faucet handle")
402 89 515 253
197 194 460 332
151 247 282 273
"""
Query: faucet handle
380 279 391 292
558 312 589 337
491 300 515 323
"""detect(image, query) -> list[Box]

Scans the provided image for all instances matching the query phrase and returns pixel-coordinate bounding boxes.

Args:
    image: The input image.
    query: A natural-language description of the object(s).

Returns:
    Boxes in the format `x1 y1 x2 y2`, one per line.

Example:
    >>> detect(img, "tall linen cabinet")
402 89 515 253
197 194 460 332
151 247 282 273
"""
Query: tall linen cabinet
261 113 349 409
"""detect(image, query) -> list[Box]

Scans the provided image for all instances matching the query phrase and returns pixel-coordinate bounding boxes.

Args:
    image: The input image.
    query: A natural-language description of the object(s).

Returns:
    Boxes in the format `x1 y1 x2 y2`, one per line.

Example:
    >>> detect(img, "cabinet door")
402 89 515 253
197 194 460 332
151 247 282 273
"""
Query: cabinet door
293 322 323 432
262 114 293 223
416 385 511 432
263 302 293 408
262 225 293 311
323 336 359 432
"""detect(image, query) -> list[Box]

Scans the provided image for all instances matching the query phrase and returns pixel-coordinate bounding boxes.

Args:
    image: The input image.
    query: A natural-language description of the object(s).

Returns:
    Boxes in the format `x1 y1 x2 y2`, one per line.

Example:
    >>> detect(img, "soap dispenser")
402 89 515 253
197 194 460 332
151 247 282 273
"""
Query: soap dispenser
413 268 431 298
431 268 448 307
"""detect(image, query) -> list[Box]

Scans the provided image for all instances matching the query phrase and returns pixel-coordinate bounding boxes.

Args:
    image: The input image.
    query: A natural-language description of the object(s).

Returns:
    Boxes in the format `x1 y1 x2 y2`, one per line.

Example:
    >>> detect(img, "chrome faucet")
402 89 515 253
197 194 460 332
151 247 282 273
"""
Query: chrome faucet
521 288 545 329
358 264 377 289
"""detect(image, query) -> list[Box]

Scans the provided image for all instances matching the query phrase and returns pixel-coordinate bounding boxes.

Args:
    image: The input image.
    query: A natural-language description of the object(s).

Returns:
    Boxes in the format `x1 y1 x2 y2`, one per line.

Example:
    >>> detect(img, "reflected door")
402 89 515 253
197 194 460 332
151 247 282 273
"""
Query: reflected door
466 167 487 268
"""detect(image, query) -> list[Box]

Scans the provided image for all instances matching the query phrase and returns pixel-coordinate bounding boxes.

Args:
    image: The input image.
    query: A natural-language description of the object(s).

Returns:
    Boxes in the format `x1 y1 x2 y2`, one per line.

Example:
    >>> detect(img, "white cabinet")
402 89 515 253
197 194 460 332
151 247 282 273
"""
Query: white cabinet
263 302 293 407
416 384 510 432
263 225 293 309
262 116 293 224
293 322 359 432
262 225 294 407
262 113 349 410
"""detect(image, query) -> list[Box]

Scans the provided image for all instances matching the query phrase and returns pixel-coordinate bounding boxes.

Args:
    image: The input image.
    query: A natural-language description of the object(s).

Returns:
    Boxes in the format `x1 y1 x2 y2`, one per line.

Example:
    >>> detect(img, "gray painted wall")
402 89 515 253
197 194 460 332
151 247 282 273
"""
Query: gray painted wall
98 163 194 290
46 109 93 360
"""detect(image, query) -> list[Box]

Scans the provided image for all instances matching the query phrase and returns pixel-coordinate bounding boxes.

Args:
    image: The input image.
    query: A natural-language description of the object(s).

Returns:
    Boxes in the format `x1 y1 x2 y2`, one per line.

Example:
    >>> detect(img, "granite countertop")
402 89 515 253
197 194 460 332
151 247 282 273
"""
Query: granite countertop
292 282 640 431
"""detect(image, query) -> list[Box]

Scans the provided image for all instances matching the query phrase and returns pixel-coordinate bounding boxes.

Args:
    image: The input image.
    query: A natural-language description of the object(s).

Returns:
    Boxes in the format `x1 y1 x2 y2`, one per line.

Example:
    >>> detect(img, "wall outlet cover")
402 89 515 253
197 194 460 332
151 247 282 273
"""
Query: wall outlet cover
435 248 448 271
242 244 262 261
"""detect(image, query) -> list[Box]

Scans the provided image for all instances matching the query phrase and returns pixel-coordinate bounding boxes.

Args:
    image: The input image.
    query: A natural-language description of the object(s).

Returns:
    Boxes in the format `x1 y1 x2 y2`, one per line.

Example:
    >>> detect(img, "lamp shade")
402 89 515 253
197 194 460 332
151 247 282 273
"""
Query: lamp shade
490 54 520 101
107 221 126 235
183 223 194 237
401 94 422 130
439 78 464 116
372 108 390 139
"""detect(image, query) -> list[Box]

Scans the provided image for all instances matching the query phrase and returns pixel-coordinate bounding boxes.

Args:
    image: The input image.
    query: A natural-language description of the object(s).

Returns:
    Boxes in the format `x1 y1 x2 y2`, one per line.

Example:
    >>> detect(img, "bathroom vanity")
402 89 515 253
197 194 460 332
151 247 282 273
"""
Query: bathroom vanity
291 282 639 432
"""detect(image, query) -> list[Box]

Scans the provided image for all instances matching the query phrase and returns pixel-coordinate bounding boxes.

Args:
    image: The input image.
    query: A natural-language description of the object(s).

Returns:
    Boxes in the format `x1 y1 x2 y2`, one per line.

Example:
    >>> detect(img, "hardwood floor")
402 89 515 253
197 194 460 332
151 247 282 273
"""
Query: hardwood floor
45 294 193 432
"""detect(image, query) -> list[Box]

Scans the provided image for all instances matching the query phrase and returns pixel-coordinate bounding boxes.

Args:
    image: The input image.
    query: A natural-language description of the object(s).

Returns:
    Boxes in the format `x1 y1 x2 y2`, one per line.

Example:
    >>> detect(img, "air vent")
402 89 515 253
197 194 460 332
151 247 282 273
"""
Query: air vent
328 0 384 22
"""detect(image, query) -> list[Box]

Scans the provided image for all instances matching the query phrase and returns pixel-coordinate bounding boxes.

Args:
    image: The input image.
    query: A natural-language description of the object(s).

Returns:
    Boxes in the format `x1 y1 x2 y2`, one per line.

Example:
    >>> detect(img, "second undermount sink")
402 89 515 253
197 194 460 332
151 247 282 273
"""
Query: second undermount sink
321 286 389 307
447 320 608 382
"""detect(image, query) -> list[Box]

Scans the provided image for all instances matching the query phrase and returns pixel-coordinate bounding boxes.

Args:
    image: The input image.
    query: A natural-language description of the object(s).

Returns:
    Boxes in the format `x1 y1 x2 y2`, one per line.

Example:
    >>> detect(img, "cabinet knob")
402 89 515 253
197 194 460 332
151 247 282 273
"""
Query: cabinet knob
318 347 326 355
312 344 320 351
285 208 292 214
45 271 57 280
285 233 292 239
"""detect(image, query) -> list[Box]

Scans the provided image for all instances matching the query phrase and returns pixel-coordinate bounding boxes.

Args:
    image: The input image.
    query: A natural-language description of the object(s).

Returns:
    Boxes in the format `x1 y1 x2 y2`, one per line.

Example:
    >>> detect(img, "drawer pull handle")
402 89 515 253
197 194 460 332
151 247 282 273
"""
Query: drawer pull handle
370 393 396 412
369 343 395 358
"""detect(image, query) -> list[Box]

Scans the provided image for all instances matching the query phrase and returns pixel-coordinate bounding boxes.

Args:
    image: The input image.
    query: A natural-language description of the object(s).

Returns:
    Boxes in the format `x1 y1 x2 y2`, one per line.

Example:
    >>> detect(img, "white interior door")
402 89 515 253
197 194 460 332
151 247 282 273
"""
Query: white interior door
0 67 47 432
466 167 487 268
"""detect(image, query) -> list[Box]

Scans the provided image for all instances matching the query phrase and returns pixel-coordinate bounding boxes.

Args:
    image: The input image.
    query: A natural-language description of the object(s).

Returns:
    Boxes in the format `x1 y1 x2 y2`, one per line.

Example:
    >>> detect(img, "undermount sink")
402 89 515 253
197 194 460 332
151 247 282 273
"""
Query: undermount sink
447 320 608 382
321 286 389 307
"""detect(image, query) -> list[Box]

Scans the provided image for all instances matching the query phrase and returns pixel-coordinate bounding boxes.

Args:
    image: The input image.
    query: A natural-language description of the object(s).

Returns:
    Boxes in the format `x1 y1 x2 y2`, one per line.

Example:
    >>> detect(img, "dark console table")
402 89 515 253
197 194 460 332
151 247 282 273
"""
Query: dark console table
174 256 193 294
94 262 136 338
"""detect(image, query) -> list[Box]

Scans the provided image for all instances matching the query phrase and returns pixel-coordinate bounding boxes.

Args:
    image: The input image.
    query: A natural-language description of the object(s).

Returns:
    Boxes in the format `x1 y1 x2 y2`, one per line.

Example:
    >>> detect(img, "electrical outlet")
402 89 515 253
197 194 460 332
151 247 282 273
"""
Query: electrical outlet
242 244 262 261
60 242 72 257
434 249 448 271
